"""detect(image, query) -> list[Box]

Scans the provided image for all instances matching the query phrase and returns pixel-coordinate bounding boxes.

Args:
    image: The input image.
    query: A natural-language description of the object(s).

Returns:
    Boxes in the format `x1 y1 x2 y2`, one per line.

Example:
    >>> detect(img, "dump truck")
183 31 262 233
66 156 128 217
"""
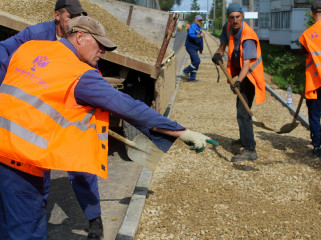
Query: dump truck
0 0 179 140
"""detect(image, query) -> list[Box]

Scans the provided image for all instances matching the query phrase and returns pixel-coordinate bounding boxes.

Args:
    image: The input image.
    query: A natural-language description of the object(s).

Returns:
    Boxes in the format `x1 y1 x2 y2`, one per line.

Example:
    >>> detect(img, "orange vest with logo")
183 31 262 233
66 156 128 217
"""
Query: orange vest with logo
0 40 109 179
226 22 266 104
299 21 321 99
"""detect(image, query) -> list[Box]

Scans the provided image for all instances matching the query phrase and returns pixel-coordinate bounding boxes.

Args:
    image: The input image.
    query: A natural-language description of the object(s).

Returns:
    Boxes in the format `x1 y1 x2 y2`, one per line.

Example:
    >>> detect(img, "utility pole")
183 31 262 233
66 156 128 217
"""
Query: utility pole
222 0 226 28
206 0 209 28
249 0 254 28
212 0 216 34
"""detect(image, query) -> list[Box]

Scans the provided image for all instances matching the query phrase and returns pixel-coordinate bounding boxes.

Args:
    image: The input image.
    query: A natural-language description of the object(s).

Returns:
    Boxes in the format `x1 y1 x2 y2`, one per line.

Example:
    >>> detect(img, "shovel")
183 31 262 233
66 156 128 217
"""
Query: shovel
203 32 220 82
218 60 275 132
277 90 305 134
108 129 163 171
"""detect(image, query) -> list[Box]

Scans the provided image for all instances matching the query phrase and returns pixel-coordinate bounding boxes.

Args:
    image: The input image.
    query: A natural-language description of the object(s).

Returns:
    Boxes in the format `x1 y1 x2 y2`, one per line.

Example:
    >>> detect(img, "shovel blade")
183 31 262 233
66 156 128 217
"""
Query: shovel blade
277 121 299 134
127 134 163 171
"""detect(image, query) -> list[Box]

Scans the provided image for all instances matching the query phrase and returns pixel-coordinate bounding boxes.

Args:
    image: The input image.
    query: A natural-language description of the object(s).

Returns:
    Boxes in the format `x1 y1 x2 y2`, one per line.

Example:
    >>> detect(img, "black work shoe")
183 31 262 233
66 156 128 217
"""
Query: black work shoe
308 147 321 159
87 217 104 240
231 139 242 145
231 149 258 162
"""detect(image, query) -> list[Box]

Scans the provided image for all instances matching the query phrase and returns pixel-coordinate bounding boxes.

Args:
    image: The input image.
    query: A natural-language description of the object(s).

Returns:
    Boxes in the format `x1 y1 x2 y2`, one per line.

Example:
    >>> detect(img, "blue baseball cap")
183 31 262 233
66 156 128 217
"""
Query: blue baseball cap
227 3 243 15
195 15 203 21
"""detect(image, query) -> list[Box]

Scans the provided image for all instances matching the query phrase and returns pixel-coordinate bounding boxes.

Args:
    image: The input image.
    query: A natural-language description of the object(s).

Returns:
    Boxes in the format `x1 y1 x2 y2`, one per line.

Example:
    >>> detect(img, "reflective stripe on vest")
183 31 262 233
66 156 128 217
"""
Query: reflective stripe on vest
0 84 108 144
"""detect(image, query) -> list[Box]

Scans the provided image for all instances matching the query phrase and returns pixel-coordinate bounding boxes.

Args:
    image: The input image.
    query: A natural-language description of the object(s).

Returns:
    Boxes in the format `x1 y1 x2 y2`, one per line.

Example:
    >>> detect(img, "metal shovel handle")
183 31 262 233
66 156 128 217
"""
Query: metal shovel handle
218 60 254 117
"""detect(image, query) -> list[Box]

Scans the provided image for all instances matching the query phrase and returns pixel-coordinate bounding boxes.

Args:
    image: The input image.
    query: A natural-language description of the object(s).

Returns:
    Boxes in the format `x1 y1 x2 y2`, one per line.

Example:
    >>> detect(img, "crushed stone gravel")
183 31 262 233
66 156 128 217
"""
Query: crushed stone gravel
136 34 321 240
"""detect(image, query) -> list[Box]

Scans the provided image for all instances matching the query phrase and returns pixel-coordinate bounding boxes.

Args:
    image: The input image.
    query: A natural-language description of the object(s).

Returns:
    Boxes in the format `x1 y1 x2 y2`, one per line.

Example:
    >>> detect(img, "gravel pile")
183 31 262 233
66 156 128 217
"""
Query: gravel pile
136 35 321 239
0 0 173 64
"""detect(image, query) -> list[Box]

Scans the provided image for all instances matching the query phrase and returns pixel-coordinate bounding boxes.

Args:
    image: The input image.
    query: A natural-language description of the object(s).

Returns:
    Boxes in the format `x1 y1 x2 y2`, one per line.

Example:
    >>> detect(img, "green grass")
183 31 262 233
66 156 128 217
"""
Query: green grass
261 42 305 93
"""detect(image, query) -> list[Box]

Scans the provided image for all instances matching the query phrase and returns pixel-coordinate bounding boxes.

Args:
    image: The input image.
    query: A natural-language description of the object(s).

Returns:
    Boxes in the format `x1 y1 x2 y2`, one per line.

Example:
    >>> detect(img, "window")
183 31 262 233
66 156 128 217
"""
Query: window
259 12 269 28
271 11 290 29
242 0 249 6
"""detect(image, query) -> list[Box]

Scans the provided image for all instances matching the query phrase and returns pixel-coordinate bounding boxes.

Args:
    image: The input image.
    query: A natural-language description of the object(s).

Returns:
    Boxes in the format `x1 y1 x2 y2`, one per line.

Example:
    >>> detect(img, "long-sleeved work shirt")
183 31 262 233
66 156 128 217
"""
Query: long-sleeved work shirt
185 22 203 51
0 22 185 152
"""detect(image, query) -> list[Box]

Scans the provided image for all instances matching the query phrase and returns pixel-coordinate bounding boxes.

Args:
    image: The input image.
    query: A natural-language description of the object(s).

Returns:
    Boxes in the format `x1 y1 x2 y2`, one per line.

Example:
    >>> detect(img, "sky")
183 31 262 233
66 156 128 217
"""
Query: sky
171 0 232 12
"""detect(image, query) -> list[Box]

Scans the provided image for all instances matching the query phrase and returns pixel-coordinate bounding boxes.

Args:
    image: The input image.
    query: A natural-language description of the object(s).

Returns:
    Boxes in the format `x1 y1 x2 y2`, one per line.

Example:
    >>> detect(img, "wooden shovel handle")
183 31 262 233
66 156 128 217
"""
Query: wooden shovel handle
108 129 139 150
293 90 305 120
218 60 254 117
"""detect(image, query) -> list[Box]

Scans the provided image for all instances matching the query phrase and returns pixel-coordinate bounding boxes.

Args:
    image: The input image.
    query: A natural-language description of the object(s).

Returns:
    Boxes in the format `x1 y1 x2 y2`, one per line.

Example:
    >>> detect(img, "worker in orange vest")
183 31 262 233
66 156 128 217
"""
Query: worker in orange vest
212 3 266 162
299 0 321 158
0 1 107 238
0 16 218 239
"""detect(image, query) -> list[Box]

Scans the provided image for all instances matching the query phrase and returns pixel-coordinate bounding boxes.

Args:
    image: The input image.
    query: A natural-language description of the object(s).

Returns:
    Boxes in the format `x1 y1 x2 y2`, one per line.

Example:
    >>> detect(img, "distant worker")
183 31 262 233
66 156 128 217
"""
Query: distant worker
299 0 321 158
183 15 204 82
0 16 218 240
0 0 105 239
212 3 266 162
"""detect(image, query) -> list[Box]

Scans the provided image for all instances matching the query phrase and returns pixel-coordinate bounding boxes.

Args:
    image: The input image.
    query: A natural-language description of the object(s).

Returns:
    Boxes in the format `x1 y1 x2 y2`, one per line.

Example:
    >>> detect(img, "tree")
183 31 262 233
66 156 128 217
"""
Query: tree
186 0 201 24
209 0 223 32
159 0 182 11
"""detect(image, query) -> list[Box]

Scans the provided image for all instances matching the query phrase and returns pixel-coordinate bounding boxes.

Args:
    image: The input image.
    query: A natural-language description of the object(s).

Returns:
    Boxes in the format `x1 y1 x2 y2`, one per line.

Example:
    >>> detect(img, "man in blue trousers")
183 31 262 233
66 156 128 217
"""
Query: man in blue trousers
0 15 218 239
0 0 104 239
183 15 204 82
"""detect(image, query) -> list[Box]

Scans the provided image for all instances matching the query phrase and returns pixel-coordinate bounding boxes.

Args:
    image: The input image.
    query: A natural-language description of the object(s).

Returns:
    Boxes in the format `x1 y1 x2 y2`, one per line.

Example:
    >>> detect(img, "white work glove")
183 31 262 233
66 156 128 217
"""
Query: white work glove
179 130 219 153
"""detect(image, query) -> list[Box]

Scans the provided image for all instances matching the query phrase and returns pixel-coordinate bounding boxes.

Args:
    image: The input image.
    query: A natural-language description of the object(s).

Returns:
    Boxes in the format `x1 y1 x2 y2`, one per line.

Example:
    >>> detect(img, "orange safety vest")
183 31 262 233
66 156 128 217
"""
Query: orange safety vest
299 21 321 99
0 40 109 179
226 21 266 104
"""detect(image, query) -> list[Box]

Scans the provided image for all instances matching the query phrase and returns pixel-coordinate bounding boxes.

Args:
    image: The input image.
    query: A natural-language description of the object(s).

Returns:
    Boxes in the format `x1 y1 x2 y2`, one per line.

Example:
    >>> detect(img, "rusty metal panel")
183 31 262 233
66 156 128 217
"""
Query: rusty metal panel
89 0 170 46
154 55 176 114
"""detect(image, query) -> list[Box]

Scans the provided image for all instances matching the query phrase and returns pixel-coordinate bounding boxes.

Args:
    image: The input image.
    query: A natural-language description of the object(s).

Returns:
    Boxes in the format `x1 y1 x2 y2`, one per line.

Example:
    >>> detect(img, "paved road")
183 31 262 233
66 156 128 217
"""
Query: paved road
47 32 187 240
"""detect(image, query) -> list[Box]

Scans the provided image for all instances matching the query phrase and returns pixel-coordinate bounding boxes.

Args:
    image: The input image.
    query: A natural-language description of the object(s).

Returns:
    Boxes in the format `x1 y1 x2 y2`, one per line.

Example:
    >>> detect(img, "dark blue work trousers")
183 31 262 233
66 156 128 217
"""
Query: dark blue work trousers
236 78 256 151
43 171 101 221
306 97 321 148
183 48 201 81
0 163 47 240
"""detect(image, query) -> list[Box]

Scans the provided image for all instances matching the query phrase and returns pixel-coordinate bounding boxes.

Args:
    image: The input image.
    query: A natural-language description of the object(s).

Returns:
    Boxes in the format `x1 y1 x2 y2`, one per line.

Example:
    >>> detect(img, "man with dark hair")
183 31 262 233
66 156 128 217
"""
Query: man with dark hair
299 0 321 159
212 3 266 162
0 1 107 239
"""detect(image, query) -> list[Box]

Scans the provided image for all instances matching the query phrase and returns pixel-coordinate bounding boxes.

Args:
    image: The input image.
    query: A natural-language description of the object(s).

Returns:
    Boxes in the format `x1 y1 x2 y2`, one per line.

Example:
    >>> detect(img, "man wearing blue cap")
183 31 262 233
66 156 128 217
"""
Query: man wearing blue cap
212 3 266 162
183 15 204 82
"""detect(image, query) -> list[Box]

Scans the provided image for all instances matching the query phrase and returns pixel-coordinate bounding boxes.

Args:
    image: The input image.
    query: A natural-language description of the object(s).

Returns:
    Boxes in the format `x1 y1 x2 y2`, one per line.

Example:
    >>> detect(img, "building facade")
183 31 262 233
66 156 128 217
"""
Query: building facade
237 0 310 49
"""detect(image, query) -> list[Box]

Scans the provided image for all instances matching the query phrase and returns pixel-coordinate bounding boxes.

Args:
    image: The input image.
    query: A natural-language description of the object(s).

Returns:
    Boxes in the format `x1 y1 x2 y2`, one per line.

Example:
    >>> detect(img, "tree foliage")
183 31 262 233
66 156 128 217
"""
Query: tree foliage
185 0 201 24
159 0 182 11
209 0 224 33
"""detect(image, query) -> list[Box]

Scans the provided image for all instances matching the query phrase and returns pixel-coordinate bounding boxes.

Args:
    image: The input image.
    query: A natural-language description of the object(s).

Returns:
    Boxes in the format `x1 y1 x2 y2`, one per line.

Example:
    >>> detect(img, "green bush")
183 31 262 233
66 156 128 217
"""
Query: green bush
261 43 305 93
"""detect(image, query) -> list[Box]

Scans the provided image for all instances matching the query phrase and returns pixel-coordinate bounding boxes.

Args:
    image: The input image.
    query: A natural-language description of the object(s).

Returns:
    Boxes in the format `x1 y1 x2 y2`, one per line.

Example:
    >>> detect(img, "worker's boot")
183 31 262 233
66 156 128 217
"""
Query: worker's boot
87 216 104 240
308 147 321 159
231 149 257 162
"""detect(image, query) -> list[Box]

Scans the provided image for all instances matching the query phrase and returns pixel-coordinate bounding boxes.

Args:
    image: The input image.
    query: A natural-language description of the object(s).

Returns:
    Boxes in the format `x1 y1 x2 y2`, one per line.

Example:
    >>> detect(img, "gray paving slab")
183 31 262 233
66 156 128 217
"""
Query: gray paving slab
47 32 188 240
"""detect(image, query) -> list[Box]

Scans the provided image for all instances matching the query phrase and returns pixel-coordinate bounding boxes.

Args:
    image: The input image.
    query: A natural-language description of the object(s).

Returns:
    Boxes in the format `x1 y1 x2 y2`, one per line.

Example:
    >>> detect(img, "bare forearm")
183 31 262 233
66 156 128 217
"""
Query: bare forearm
151 127 186 138
215 44 226 57
238 59 251 82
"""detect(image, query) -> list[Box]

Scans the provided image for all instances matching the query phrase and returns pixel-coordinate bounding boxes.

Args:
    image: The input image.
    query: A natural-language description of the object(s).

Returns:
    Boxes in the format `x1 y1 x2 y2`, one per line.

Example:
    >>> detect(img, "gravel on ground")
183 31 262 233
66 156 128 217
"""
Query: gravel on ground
136 34 321 240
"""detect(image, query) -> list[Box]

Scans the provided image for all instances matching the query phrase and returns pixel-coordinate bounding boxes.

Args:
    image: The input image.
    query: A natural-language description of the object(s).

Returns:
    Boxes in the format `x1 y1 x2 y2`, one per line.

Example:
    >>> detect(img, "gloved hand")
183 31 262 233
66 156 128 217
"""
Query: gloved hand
230 80 241 94
179 129 219 153
212 53 223 65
